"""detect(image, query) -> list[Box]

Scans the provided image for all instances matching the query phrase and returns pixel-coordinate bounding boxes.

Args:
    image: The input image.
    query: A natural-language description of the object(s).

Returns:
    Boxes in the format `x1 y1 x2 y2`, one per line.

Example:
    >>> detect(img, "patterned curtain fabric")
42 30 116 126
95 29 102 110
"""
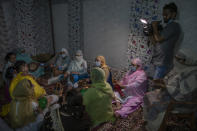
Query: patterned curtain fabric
15 0 53 55
0 3 10 70
0 0 53 70
68 0 83 58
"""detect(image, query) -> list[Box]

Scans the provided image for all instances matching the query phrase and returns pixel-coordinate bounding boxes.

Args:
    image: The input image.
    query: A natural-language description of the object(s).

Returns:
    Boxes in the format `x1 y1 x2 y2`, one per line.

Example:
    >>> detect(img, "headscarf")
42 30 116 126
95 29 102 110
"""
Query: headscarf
67 50 87 74
9 72 46 99
9 79 36 128
61 48 69 56
131 58 143 69
83 67 115 126
73 50 83 62
75 50 83 56
90 67 112 97
96 55 108 68
166 67 197 102
16 48 33 64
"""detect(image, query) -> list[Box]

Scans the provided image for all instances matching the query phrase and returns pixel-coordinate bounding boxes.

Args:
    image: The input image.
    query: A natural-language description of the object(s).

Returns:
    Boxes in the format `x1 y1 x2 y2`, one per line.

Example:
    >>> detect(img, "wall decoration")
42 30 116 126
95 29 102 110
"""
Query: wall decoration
0 0 53 70
15 0 53 56
68 0 83 58
127 0 162 76
0 3 9 70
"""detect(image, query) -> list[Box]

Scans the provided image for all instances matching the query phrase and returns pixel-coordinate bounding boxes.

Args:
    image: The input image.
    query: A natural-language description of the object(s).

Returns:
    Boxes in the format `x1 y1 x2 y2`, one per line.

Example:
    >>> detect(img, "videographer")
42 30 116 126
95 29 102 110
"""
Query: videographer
151 2 181 84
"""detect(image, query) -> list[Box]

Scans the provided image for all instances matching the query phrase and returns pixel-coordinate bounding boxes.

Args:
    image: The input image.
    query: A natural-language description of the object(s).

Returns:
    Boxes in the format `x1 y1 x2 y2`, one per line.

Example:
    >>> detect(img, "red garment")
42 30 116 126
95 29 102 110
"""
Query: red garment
114 84 125 97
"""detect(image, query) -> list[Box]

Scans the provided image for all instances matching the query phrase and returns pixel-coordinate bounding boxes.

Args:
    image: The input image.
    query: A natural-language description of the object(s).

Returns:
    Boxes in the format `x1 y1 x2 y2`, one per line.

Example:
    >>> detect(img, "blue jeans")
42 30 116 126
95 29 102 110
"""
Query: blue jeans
153 66 171 80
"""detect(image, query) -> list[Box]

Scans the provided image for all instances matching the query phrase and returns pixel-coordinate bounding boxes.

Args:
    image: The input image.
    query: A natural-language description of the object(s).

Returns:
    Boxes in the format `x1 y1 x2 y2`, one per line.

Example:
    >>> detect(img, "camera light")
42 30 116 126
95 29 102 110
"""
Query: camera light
140 19 148 24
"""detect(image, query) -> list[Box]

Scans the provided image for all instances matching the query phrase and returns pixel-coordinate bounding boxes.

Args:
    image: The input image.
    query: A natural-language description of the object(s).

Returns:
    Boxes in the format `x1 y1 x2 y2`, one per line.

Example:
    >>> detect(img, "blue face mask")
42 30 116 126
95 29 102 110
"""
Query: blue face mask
130 66 137 72
95 61 101 67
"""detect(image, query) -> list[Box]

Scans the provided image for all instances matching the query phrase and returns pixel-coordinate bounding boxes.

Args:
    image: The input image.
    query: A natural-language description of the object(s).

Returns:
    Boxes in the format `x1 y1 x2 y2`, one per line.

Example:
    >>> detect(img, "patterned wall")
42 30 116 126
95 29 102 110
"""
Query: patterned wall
0 0 54 70
68 0 83 58
15 0 53 55
127 0 161 76
0 3 9 70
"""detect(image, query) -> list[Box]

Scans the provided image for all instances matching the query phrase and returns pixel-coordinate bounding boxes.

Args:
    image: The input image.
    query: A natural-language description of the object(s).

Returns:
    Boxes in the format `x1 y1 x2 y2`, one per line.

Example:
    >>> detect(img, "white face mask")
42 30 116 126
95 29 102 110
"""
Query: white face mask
76 56 82 61
73 82 78 88
95 61 101 67
62 54 66 58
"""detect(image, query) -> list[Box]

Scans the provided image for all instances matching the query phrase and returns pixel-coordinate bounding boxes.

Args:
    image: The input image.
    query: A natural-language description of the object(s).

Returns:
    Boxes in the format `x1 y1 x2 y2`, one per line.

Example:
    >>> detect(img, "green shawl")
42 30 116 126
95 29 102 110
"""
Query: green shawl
9 79 36 128
83 67 115 127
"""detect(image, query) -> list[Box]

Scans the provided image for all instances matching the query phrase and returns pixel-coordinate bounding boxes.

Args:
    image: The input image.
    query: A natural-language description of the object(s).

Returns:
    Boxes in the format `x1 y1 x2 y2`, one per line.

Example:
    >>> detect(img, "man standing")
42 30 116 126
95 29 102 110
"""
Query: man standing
152 2 181 82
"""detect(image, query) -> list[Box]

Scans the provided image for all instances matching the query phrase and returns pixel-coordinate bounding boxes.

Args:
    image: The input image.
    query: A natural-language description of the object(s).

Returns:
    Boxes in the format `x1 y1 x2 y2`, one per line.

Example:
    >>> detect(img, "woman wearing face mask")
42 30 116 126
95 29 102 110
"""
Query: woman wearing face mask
66 50 88 82
143 54 197 131
95 56 114 90
54 48 70 71
118 58 147 97
114 58 147 118
48 48 70 77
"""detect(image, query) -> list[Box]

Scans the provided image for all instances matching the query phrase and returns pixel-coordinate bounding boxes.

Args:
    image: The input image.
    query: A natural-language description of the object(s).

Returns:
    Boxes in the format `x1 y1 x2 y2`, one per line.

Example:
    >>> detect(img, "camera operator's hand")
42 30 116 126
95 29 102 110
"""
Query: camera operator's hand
151 21 164 42
152 21 160 27
148 35 156 45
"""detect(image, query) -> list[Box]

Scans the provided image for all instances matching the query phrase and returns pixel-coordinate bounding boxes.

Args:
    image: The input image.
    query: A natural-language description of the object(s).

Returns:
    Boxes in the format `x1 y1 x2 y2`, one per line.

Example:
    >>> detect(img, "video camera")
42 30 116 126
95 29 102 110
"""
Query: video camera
140 19 163 36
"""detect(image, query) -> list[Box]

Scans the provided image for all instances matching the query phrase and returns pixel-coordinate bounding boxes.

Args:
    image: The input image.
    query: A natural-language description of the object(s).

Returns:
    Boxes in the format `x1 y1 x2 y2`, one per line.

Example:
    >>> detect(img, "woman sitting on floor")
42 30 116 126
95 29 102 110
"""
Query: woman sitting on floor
46 48 71 85
10 60 46 99
115 58 147 118
15 48 45 78
83 67 116 128
8 79 59 130
66 50 88 84
143 54 197 131
53 48 70 72
95 55 114 89
48 48 70 78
